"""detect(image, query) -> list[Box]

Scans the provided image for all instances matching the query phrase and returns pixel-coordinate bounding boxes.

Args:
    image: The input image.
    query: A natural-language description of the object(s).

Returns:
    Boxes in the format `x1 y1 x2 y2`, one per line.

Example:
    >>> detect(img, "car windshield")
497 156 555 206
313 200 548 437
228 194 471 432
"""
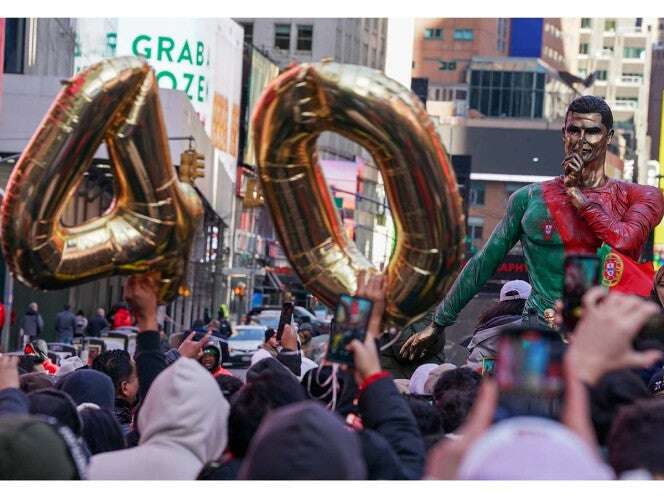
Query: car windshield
231 328 265 341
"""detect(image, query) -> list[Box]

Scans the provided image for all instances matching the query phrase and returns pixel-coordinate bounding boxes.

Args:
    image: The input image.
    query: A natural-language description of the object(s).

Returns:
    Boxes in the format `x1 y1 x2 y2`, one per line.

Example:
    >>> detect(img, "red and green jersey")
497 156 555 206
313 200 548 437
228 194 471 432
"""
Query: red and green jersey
434 177 664 326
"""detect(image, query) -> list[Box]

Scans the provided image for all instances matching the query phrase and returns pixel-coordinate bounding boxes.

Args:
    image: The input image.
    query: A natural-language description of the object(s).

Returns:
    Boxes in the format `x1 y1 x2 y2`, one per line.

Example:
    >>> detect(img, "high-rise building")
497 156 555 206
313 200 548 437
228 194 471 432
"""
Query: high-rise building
573 17 658 184
509 18 569 71
411 18 510 117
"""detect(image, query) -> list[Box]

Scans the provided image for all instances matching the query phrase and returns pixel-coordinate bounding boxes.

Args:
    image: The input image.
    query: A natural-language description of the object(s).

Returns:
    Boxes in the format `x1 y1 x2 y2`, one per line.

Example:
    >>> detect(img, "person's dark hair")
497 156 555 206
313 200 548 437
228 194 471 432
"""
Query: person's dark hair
590 369 651 447
433 367 482 433
76 310 85 316
403 395 444 450
28 388 82 437
20 372 54 393
607 398 664 476
476 299 527 328
246 357 291 381
79 407 126 455
228 370 306 458
64 304 71 311
215 375 244 400
566 95 613 130
192 319 206 331
264 327 276 343
92 349 134 396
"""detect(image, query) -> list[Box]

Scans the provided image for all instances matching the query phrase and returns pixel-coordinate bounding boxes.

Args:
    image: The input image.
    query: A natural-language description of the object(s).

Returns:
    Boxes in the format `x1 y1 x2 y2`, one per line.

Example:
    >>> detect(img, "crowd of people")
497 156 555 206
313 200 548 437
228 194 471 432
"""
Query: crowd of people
1 270 664 481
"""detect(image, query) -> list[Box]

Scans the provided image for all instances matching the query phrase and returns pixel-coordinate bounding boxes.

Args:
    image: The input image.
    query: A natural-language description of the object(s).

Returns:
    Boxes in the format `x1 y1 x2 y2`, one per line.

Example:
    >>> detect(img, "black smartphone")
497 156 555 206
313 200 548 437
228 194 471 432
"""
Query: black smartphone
326 294 374 366
276 301 294 341
562 254 600 332
494 325 566 422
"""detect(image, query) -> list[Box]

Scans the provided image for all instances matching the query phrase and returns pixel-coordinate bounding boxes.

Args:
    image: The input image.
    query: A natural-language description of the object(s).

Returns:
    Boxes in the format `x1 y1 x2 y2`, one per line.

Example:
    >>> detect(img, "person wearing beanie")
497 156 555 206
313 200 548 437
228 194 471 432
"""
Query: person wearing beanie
457 416 614 479
250 327 279 365
88 358 229 479
20 372 54 393
238 401 367 480
0 415 88 479
55 369 115 411
28 388 82 437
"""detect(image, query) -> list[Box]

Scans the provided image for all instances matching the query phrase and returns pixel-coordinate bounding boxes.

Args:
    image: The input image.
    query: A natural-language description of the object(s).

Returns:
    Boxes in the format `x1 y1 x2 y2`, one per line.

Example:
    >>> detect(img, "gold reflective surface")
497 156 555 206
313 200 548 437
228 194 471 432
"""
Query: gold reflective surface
1 57 203 303
252 61 465 325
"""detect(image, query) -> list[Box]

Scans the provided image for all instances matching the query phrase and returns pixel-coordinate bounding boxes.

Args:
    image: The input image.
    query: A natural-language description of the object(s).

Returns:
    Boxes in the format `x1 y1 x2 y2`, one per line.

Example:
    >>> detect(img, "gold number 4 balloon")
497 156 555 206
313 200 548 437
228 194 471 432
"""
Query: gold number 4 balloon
252 61 465 326
1 57 203 303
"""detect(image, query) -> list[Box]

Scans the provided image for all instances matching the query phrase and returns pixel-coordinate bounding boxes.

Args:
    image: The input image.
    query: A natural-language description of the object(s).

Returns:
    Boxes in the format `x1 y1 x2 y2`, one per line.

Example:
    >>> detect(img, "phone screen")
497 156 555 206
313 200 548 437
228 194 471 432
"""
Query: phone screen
494 326 565 422
276 302 294 341
562 254 600 332
326 294 373 365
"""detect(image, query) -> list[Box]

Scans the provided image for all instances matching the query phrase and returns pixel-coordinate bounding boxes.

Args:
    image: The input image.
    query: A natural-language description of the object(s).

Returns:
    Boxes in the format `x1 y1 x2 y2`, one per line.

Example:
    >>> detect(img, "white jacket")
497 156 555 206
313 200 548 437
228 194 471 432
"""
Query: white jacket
88 358 229 480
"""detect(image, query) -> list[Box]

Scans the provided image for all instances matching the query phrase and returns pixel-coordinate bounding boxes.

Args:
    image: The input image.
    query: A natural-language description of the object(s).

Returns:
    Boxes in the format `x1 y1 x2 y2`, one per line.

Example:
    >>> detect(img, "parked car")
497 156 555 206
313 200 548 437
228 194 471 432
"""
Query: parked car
227 325 266 366
250 306 330 336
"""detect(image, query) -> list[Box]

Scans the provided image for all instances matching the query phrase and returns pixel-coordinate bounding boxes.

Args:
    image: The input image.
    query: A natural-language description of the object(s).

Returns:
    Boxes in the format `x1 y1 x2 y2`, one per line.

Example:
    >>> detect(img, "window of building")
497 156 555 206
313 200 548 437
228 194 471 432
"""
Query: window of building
469 181 485 206
469 69 546 119
424 28 443 39
623 47 645 59
455 89 467 100
579 43 589 54
438 60 457 71
362 42 369 65
274 24 292 50
453 29 474 41
595 70 608 81
296 24 313 51
605 19 616 31
581 18 592 28
240 22 254 46
603 45 614 53
3 18 26 74
636 18 643 28
505 183 522 200
468 217 484 241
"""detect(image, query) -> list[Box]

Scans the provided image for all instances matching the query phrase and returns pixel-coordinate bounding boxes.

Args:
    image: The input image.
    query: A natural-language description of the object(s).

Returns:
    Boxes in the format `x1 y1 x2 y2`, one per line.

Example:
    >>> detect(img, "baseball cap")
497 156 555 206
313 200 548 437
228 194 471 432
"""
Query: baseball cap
499 280 532 302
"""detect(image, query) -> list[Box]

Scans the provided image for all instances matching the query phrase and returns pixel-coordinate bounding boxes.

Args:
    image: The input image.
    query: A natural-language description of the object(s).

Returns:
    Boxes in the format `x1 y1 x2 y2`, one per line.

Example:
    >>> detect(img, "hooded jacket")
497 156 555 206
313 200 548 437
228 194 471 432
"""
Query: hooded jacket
238 401 366 479
88 358 229 480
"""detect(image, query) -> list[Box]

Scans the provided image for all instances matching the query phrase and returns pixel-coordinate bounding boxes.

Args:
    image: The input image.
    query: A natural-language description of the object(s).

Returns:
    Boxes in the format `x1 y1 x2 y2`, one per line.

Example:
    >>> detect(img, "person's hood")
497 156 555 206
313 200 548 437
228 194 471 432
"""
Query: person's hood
88 358 229 480
458 416 614 480
55 369 115 411
0 416 88 479
409 363 439 395
238 401 366 479
28 388 82 437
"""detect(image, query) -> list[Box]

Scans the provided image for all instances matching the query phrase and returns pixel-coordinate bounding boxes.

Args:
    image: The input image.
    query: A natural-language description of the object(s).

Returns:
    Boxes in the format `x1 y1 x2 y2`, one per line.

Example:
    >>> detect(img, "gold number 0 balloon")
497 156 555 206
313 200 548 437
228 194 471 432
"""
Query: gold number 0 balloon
1 57 203 303
252 61 465 325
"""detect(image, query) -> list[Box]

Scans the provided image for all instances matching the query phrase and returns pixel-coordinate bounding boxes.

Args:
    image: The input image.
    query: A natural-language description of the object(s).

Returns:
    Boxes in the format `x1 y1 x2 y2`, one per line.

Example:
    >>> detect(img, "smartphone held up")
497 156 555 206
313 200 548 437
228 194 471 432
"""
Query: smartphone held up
326 294 374 366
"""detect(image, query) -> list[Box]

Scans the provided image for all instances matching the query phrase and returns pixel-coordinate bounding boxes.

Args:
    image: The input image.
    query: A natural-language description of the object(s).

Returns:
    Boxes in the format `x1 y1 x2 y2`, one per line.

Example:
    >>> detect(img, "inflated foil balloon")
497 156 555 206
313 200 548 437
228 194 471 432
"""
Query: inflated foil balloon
1 57 203 303
251 61 465 326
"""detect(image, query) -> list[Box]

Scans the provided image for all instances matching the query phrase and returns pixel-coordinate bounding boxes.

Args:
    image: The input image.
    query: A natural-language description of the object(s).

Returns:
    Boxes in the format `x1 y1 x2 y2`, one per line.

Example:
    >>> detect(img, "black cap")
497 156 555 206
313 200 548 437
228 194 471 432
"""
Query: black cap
265 328 276 342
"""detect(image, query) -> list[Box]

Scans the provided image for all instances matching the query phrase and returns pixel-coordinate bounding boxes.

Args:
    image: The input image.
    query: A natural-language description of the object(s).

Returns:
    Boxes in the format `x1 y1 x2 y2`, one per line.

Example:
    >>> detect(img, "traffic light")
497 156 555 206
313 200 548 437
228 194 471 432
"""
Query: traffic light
179 148 205 184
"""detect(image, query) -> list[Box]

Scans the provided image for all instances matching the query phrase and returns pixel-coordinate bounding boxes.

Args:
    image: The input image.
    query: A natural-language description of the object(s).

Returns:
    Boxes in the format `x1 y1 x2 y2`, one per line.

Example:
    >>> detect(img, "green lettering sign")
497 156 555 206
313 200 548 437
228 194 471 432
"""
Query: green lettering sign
183 73 195 98
197 75 205 102
132 35 152 59
156 70 178 89
157 36 175 62
196 42 205 66
177 41 193 64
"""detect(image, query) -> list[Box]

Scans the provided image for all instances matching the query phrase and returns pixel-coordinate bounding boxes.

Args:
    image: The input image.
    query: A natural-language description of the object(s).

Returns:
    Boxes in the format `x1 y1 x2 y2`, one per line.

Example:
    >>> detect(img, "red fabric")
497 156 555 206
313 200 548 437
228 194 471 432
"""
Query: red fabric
42 359 58 375
603 249 655 297
0 304 5 329
212 367 233 378
358 371 391 394
112 308 133 329
541 177 664 259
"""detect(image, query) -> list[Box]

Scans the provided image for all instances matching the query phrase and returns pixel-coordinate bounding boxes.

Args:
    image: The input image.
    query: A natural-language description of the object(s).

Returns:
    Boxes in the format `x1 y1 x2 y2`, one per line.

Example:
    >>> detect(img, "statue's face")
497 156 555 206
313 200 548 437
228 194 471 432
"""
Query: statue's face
562 112 614 165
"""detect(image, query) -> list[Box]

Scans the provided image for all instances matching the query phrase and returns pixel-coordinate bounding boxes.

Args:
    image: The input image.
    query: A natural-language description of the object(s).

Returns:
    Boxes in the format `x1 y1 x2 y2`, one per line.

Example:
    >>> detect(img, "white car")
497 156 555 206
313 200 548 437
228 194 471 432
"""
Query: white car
228 325 266 365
